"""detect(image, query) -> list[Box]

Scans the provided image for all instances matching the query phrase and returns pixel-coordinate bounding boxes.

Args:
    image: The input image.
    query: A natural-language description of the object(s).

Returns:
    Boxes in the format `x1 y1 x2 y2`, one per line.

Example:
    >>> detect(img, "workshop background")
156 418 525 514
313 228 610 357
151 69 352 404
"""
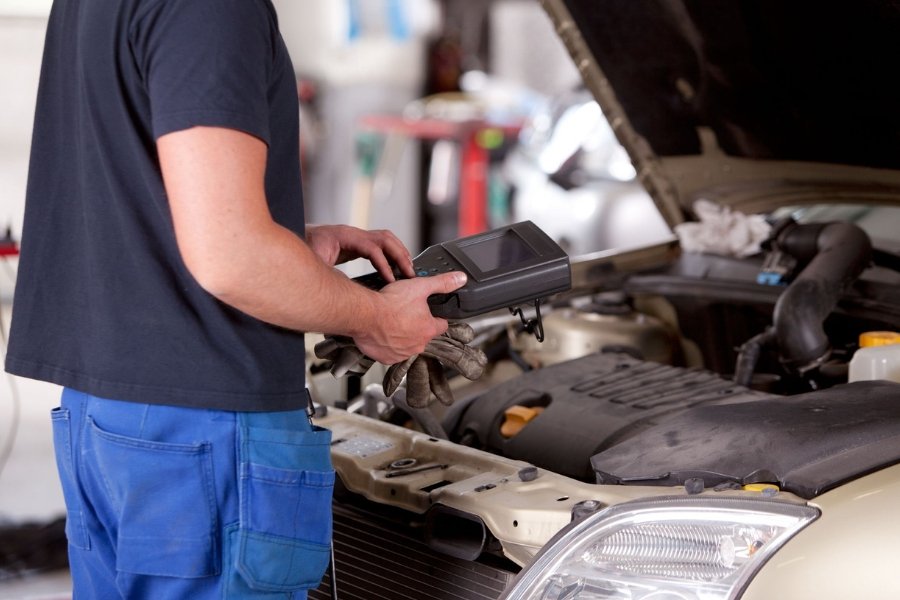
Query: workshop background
0 0 599 597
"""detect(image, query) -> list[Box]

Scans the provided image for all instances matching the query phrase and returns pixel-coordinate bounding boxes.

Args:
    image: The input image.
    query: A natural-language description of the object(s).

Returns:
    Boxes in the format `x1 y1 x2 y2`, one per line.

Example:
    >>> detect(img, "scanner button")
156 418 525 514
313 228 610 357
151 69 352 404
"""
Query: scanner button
416 269 430 277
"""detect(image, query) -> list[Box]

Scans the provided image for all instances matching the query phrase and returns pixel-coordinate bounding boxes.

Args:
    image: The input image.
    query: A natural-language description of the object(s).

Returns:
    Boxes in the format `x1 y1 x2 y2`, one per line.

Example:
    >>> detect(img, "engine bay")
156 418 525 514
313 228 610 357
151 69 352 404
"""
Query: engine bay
440 226 900 497
317 220 900 499
308 220 900 586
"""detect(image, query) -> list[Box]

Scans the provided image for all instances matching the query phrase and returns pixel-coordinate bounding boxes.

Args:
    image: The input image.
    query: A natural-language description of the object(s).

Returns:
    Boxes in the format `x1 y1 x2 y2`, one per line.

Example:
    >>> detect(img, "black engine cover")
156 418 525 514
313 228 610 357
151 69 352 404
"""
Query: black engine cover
449 352 769 480
591 380 900 498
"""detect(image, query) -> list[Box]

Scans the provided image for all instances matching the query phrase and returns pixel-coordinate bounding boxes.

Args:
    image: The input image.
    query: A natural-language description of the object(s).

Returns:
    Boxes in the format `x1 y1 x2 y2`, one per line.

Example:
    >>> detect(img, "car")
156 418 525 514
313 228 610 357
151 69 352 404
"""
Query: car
306 1 900 599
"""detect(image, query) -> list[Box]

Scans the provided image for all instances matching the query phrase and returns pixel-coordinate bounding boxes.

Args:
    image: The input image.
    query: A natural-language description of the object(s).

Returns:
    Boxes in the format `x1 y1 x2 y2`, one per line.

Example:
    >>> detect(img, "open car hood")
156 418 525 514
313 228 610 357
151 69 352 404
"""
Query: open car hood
541 0 900 226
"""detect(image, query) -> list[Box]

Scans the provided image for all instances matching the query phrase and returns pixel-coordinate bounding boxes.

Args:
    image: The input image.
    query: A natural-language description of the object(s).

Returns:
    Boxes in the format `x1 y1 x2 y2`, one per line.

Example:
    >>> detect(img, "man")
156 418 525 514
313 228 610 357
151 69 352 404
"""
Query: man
5 0 464 598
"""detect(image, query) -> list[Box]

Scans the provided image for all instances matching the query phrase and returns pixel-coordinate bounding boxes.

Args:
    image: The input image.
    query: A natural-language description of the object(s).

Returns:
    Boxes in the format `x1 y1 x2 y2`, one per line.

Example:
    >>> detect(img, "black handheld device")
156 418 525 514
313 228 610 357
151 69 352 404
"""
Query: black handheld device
354 221 571 326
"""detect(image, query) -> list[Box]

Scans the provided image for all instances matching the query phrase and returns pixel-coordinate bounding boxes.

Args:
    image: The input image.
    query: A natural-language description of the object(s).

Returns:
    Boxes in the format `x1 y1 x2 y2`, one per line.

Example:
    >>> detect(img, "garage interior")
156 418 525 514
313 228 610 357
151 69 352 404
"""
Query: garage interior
6 1 900 599
0 0 593 597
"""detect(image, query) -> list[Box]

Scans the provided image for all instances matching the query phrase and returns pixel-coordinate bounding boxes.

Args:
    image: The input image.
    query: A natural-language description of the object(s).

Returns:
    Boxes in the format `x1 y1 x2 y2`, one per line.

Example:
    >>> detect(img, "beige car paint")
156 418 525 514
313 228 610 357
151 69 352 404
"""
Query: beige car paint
743 462 900 599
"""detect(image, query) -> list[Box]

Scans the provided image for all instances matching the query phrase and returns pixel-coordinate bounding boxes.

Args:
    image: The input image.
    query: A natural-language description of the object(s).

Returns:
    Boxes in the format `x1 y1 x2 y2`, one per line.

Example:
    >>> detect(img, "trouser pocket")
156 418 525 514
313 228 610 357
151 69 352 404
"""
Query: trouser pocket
50 407 90 550
232 417 334 593
89 417 218 577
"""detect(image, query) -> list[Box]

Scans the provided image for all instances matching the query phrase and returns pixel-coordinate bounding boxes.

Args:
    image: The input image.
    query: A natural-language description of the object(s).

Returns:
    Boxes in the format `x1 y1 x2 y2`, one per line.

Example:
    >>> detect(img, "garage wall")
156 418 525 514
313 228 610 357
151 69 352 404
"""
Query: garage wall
0 0 51 16
273 0 439 258
0 14 46 244
0 10 60 524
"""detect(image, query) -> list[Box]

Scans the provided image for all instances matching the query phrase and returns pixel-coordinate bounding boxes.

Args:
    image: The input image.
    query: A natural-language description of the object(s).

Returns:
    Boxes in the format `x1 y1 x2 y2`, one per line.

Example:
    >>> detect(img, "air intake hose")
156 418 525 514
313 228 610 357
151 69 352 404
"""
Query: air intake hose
772 221 872 373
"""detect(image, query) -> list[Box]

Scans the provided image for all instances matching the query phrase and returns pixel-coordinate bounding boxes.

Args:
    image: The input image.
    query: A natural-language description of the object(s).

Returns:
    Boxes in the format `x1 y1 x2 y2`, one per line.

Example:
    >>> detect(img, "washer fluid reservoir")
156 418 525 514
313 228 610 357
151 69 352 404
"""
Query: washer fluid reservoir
848 331 900 383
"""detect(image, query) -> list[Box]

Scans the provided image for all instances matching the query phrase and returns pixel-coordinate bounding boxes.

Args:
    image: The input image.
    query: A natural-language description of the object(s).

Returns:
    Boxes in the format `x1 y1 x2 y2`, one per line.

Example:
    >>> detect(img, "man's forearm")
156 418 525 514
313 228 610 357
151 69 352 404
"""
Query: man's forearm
194 217 380 339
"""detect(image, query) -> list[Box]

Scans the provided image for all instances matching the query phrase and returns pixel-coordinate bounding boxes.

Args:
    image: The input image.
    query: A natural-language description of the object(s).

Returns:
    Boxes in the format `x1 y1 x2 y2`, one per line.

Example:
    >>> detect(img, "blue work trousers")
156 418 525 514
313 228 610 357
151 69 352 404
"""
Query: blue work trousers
52 388 334 599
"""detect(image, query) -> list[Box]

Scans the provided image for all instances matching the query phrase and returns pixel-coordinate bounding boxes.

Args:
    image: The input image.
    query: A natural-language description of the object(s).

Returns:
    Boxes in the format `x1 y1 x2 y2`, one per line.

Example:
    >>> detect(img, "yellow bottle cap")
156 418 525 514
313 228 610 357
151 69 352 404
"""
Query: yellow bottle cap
859 331 900 348
743 483 780 493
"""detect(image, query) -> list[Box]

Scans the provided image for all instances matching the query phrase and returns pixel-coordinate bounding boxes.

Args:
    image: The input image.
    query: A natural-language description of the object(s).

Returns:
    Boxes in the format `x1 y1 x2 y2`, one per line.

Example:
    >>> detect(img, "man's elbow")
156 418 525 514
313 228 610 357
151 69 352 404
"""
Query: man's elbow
181 247 246 301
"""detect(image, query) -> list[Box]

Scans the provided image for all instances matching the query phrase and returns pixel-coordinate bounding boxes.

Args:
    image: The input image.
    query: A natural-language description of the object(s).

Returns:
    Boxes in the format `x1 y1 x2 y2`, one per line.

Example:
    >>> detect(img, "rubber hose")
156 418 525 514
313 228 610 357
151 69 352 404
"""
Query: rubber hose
772 222 872 373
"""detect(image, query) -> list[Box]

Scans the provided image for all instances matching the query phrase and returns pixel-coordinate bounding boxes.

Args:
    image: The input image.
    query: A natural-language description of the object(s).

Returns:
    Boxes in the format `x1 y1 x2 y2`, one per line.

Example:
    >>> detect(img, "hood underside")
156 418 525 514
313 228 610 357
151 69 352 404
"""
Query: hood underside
542 0 900 221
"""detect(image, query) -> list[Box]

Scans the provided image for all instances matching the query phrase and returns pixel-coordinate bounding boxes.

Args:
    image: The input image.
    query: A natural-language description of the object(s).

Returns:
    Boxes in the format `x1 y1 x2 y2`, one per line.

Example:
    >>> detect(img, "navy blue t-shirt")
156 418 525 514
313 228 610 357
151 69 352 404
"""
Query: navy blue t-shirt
6 0 309 411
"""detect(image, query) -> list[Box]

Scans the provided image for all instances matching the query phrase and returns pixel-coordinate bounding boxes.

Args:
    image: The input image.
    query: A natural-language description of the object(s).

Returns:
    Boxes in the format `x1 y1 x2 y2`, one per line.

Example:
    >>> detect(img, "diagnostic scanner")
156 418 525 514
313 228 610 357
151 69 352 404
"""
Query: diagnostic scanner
354 221 571 330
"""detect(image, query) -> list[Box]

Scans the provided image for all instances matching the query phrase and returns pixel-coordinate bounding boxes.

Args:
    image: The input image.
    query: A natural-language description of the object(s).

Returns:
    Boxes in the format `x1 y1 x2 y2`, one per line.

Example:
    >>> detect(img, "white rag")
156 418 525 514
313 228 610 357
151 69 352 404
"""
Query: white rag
674 199 771 258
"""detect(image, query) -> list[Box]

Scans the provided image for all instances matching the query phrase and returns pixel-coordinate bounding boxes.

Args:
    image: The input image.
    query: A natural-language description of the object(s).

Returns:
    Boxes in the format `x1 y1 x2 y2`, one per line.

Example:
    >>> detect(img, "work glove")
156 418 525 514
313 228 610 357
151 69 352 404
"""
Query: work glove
313 335 375 378
314 323 488 408
383 322 488 408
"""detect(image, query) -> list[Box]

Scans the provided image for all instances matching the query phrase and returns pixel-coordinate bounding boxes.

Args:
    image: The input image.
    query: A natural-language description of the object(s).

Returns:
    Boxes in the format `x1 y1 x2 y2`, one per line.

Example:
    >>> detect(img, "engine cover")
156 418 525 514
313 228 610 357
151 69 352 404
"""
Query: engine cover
591 380 900 498
449 352 770 480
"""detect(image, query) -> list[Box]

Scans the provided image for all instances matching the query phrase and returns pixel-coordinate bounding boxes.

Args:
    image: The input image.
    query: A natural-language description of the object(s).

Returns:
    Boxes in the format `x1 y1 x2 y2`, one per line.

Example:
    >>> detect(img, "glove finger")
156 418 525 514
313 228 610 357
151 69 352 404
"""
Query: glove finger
446 322 475 344
313 337 342 361
314 335 358 360
383 355 417 397
423 336 466 362
405 357 432 408
425 357 455 406
352 355 375 375
333 348 374 377
454 347 487 380
330 348 360 378
423 337 487 380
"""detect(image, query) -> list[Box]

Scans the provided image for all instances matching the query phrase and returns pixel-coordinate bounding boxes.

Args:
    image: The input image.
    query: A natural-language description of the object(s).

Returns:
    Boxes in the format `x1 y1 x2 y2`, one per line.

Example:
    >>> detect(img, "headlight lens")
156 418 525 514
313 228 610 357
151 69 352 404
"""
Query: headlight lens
503 496 819 600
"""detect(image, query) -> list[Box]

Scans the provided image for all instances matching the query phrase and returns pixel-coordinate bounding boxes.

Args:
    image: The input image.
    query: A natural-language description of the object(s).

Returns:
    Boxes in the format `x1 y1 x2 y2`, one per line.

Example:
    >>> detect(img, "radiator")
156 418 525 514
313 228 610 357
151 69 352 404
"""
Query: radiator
310 501 519 600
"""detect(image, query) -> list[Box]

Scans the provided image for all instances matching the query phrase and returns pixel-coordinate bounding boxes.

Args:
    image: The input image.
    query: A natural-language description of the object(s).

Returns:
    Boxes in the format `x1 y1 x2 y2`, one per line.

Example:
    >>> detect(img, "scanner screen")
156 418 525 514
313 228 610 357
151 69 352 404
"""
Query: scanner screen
461 229 536 273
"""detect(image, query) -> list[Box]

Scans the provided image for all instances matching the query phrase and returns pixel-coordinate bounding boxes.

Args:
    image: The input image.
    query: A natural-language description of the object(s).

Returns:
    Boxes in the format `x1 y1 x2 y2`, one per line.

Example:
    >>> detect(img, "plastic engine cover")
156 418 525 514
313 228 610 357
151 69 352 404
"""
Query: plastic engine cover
449 352 769 480
591 380 900 498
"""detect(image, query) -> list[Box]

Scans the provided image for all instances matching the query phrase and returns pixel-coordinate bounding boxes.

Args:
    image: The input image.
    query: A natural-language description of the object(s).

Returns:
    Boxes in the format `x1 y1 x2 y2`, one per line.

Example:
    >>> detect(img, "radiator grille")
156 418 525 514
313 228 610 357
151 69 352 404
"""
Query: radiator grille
310 501 518 600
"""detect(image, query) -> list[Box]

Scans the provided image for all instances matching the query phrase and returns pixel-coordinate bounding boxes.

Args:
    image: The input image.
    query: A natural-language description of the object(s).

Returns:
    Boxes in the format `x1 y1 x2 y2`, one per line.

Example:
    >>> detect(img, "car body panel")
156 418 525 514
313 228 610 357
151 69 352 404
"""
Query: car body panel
317 409 812 570
743 462 900 599
321 408 643 567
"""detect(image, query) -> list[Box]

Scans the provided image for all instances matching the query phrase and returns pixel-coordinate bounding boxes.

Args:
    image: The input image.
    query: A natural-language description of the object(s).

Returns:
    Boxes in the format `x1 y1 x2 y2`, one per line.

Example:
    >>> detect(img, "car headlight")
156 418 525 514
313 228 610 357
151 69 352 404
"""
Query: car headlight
502 496 819 600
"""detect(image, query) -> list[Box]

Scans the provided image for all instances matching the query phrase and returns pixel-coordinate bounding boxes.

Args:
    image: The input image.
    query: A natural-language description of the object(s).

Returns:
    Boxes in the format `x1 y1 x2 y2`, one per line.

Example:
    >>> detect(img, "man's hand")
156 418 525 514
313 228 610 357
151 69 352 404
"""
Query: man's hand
306 224 415 282
353 271 467 365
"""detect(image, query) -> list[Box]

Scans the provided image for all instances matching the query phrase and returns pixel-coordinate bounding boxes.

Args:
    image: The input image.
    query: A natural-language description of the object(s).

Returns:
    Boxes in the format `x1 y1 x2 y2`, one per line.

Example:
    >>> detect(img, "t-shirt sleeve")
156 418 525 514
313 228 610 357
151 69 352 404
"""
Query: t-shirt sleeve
131 0 275 143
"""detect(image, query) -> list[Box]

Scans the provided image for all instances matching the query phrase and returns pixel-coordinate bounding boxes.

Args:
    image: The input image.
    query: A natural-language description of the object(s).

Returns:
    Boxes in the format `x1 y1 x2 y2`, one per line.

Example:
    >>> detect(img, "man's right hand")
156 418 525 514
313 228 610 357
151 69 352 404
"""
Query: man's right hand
353 271 467 365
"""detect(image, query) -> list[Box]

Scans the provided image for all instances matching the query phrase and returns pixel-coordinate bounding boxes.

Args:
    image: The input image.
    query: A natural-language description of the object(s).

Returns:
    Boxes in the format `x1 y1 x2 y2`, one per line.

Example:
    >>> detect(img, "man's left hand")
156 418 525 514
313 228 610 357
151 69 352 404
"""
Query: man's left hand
306 224 415 282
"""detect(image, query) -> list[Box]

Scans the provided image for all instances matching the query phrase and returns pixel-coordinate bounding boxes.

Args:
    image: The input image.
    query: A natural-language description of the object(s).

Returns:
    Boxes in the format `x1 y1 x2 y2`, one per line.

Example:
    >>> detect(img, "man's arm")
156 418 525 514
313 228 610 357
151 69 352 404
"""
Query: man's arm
157 126 464 364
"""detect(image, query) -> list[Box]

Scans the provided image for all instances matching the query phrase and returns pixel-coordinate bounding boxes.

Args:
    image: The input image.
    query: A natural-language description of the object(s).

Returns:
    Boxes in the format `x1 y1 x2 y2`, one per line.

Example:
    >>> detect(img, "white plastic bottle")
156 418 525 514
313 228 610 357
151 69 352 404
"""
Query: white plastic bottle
848 331 900 383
